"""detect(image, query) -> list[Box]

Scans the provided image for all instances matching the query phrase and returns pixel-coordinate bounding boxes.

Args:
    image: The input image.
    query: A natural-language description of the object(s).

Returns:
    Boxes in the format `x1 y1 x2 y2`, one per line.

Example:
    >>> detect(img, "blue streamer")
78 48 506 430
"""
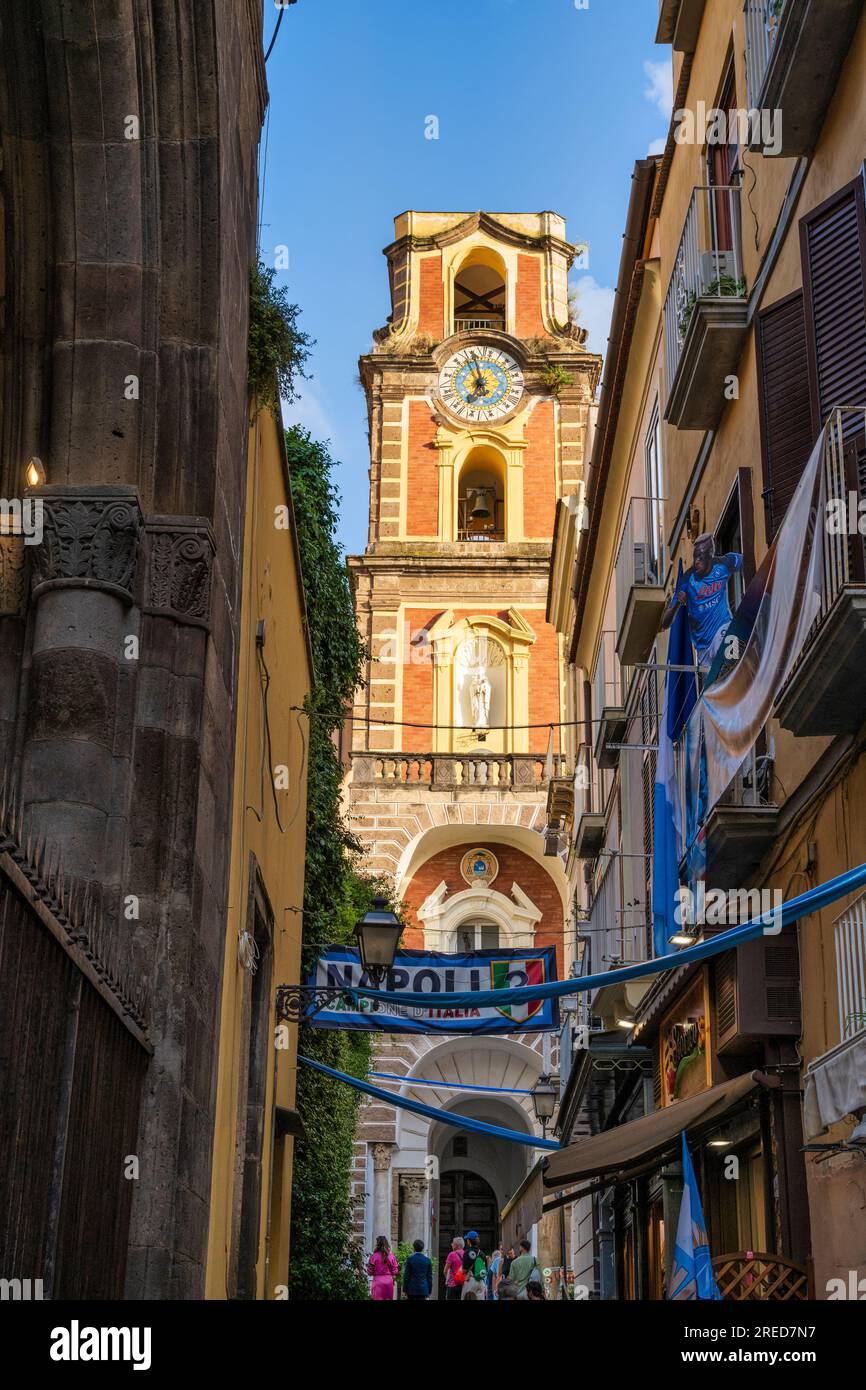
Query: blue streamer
298 1054 559 1151
347 861 866 1010
369 1071 533 1096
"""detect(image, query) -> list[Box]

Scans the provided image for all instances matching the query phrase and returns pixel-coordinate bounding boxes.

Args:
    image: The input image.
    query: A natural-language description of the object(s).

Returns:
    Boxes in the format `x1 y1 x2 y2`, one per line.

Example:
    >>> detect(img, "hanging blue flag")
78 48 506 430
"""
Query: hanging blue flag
652 561 697 957
669 1131 722 1300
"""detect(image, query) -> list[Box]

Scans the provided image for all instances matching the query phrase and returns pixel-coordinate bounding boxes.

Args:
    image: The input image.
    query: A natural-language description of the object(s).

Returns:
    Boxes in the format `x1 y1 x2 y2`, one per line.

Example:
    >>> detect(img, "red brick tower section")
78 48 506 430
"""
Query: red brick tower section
345 212 600 1261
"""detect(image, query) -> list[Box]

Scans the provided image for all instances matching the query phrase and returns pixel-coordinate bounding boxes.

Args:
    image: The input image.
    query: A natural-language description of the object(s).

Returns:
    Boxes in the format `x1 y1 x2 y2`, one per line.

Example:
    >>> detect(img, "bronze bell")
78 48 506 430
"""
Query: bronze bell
469 487 492 520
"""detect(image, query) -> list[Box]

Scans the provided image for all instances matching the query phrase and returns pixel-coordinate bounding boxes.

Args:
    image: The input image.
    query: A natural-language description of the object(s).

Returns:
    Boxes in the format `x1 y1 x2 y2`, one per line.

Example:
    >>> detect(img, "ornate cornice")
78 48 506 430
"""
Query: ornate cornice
30 486 143 604
144 516 216 628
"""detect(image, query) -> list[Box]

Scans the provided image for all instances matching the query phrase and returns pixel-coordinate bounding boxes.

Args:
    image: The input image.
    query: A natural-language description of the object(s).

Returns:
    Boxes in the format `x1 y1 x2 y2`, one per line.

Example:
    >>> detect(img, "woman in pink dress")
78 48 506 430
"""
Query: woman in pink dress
367 1235 398 1300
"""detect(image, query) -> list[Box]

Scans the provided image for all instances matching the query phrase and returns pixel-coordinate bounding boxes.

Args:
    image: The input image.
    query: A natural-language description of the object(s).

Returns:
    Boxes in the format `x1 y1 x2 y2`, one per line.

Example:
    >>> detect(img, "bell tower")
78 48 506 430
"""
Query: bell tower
346 212 601 1265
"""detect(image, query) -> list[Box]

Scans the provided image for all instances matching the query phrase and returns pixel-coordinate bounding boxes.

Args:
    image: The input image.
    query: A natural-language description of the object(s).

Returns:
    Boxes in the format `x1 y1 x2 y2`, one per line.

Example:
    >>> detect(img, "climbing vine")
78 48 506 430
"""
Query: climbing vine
285 426 392 1300
247 259 313 411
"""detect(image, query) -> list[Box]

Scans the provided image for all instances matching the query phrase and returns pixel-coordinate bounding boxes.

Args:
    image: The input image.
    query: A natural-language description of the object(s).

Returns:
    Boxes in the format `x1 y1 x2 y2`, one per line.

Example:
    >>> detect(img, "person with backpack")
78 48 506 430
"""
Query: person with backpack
402 1238 433 1301
508 1237 540 1298
461 1231 487 1300
443 1235 465 1301
367 1235 398 1300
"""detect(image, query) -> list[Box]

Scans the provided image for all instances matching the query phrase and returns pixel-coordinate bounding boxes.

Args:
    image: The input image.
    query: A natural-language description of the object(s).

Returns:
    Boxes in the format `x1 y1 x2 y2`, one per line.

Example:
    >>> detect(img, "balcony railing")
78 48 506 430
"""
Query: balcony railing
593 630 624 722
776 407 866 735
615 497 667 666
743 0 785 108
665 184 745 390
664 185 748 428
742 0 864 156
351 751 568 789
454 317 505 334
574 742 606 859
834 890 866 1040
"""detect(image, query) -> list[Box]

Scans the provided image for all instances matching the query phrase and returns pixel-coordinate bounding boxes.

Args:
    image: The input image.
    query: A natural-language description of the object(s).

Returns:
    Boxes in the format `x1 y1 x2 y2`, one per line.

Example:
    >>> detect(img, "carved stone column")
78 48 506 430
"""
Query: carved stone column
371 1143 396 1244
20 485 143 892
399 1173 428 1246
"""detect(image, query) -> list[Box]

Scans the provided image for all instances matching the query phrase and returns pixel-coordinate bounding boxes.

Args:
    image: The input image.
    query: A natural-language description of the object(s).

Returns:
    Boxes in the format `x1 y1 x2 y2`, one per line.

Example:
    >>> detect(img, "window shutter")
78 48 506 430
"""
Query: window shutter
756 293 814 538
801 180 866 433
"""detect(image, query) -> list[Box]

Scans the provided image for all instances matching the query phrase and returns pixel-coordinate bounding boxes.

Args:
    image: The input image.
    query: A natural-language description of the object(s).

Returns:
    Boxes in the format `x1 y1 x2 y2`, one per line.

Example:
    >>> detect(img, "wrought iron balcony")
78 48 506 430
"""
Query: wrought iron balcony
593 630 628 770
676 737 779 890
664 184 748 430
615 497 667 667
574 742 606 860
743 0 865 157
776 408 866 736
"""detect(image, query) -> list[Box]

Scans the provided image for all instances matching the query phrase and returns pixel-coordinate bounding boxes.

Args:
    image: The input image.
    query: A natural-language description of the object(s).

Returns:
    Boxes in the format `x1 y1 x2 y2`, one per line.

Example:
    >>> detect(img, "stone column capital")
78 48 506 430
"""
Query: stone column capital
372 1142 395 1172
144 515 216 628
30 485 144 605
399 1174 428 1204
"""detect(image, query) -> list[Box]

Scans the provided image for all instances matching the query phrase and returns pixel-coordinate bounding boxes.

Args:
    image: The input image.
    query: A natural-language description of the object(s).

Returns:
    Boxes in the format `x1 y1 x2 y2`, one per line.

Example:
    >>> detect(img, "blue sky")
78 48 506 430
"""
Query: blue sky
261 0 671 555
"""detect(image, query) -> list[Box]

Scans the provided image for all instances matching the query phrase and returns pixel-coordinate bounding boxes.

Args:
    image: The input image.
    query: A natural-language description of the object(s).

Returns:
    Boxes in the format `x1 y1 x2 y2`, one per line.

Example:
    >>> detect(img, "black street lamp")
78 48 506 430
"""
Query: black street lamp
354 895 403 985
531 1073 557 1137
276 895 402 1023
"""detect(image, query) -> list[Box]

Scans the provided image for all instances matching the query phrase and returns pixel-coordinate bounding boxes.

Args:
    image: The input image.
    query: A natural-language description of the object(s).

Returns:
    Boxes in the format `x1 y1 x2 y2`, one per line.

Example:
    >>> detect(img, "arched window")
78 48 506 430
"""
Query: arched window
455 920 500 953
458 446 505 542
453 250 506 334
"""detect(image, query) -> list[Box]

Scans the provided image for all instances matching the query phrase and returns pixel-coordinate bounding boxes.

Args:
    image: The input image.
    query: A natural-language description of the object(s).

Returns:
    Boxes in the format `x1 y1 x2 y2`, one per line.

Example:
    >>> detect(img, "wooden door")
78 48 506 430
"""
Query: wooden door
437 1169 498 1292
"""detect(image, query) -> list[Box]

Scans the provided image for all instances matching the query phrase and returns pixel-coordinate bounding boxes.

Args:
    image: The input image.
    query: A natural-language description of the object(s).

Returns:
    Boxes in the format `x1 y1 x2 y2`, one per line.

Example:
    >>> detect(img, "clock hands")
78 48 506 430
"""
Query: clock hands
470 358 488 399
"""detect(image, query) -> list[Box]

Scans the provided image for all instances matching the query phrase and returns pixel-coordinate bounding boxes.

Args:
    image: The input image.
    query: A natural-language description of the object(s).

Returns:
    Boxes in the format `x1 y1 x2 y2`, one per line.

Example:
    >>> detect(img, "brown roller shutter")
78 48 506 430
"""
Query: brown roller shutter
800 179 866 435
756 292 814 538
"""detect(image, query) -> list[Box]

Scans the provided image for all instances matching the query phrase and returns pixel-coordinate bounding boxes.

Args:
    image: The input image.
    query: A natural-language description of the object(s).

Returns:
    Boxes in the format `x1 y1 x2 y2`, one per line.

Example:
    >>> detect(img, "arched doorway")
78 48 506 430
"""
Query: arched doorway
438 1169 498 1292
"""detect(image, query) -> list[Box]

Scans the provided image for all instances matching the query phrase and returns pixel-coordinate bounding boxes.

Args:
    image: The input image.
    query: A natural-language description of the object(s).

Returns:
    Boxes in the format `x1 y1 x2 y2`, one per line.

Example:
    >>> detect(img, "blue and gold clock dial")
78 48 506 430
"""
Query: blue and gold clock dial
438 347 524 422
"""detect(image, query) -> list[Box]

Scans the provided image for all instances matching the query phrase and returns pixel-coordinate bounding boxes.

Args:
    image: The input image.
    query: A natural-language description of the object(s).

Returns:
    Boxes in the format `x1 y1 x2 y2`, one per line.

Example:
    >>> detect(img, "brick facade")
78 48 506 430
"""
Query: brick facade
406 401 439 537
403 842 565 974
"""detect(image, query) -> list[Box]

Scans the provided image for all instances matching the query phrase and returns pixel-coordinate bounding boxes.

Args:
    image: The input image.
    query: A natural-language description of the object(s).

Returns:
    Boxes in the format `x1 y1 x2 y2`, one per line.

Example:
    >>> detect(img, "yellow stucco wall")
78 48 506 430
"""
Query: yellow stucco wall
205 405 312 1300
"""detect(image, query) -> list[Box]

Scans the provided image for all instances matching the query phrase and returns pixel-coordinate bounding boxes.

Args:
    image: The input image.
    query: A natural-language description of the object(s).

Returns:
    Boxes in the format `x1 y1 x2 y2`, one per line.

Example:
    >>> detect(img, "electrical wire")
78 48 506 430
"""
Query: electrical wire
289 705 656 735
263 6 286 62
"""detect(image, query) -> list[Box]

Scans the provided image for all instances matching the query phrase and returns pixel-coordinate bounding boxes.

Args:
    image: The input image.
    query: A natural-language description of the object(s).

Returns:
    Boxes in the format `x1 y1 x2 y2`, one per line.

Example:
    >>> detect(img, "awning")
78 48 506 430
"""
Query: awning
543 1071 766 1189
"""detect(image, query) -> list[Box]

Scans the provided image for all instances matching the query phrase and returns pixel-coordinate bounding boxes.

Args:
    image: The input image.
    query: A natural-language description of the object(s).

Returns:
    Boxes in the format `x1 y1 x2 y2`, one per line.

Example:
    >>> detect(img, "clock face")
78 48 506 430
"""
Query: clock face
437 347 524 422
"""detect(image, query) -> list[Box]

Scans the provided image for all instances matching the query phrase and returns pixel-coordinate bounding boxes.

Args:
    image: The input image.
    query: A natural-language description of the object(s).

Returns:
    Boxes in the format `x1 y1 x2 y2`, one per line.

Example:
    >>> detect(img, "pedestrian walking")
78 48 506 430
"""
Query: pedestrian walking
502 1245 516 1279
402 1238 433 1301
443 1235 465 1301
508 1238 540 1298
487 1243 504 1300
497 1278 517 1301
367 1235 398 1300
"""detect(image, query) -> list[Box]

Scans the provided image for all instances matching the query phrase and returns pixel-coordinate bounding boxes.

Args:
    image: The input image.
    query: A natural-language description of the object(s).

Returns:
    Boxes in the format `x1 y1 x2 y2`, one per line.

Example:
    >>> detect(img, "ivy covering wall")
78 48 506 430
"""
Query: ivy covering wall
285 427 378 1301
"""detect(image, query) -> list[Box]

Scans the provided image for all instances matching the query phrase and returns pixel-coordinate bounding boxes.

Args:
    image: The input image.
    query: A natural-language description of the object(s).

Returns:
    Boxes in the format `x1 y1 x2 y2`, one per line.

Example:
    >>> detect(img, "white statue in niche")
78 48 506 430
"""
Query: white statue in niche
470 667 492 727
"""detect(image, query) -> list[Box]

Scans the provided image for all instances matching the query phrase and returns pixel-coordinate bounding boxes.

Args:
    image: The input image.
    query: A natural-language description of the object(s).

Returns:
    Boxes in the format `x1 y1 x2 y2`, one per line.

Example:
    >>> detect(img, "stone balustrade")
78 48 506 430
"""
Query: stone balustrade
351 751 570 789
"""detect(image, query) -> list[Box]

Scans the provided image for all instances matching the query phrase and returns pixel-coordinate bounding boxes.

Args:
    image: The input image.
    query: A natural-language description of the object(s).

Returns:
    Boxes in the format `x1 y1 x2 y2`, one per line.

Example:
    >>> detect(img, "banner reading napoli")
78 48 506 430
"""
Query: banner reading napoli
307 945 559 1034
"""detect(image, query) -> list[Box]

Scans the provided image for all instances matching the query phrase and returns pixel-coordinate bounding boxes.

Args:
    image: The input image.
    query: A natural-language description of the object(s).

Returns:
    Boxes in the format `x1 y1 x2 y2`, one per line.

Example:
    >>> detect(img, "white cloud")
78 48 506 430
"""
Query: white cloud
643 59 674 119
648 136 667 156
570 274 616 359
280 379 339 445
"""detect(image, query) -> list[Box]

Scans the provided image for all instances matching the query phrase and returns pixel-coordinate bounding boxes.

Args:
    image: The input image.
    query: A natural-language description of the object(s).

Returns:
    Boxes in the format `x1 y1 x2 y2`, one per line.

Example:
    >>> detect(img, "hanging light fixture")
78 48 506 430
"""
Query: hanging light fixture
530 1073 558 1136
25 457 45 488
354 894 402 985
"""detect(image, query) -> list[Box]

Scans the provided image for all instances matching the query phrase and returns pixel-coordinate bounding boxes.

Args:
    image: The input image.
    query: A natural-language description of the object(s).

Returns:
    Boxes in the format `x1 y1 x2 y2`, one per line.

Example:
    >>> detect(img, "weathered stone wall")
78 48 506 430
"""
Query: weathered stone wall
0 0 265 1298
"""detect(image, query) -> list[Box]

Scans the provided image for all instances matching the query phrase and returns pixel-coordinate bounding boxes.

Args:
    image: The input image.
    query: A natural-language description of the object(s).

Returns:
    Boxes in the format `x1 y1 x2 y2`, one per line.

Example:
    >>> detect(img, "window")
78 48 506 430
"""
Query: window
756 292 814 539
456 921 500 952
801 178 866 436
